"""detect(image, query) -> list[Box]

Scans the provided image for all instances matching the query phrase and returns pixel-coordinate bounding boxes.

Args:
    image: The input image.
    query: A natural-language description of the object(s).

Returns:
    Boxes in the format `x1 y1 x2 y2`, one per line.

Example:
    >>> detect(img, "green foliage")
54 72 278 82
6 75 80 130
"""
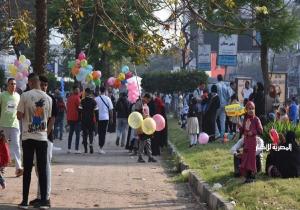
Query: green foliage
262 121 300 144
141 71 208 93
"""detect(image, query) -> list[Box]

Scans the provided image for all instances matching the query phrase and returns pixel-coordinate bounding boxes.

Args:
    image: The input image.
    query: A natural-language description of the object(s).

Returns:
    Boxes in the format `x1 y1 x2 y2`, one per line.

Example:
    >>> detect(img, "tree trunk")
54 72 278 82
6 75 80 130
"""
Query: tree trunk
182 48 186 70
99 50 110 79
34 0 47 75
260 40 270 115
73 18 81 58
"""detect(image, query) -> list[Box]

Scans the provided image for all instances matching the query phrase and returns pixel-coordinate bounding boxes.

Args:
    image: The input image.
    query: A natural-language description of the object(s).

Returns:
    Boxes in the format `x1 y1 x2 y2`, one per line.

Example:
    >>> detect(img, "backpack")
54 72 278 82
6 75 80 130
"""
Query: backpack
57 99 65 113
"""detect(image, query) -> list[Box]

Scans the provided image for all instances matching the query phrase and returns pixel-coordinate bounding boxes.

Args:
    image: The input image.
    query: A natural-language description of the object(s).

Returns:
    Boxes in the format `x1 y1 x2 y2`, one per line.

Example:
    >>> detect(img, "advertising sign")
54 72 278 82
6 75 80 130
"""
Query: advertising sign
235 77 252 103
218 34 238 66
269 73 287 103
198 44 211 70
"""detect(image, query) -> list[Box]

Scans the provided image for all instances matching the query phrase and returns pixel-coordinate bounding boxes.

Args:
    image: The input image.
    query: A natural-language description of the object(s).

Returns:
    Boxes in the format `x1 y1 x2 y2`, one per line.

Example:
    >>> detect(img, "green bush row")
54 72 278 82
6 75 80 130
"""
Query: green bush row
141 71 208 93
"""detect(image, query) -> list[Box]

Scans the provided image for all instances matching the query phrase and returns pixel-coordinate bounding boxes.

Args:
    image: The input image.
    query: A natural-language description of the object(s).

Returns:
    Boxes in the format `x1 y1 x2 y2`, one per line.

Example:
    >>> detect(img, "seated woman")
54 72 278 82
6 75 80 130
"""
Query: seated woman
230 137 264 177
266 131 300 178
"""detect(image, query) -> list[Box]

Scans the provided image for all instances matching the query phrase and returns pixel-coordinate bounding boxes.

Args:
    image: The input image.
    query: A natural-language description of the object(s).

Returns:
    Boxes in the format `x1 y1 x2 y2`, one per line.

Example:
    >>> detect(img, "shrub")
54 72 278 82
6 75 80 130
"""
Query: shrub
141 70 208 93
262 121 300 143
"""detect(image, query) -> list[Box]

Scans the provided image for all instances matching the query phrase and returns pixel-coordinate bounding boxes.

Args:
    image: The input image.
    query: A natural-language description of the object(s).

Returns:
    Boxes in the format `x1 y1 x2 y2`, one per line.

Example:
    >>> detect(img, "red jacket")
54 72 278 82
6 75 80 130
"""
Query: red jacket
67 93 81 121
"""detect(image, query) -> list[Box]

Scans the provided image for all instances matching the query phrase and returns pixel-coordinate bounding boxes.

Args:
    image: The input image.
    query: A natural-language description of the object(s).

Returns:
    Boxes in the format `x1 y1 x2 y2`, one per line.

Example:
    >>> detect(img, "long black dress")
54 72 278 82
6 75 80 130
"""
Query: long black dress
202 93 220 141
107 95 116 133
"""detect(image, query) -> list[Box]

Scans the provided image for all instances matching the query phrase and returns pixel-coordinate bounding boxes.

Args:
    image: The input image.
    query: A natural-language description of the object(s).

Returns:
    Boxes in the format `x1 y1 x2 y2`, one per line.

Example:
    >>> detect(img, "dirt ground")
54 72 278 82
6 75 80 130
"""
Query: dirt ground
0 132 206 210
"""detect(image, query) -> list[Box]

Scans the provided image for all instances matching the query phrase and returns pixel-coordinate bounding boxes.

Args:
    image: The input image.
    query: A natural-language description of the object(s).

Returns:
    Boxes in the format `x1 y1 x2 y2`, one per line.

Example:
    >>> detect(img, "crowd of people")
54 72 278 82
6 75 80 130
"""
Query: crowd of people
167 74 300 183
0 74 168 209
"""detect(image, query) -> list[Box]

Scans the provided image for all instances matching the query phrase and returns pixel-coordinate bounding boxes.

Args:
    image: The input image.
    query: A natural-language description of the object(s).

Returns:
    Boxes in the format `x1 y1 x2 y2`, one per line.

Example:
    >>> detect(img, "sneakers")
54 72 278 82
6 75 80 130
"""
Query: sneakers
98 148 106 154
67 149 72 154
74 150 82 154
38 199 51 209
15 168 24 177
18 201 29 209
29 198 40 206
90 146 94 154
137 157 145 163
30 198 51 209
148 157 157 163
116 137 120 146
0 175 5 189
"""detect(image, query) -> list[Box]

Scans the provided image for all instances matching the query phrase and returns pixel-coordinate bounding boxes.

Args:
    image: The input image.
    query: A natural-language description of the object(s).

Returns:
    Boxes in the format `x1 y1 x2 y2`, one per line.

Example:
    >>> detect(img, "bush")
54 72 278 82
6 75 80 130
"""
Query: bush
141 71 208 93
262 121 300 143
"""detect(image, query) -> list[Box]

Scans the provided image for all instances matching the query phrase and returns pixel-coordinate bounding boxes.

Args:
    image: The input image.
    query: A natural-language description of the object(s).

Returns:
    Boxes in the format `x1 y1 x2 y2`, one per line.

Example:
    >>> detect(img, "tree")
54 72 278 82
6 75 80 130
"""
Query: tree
182 0 300 95
34 0 48 75
48 0 165 79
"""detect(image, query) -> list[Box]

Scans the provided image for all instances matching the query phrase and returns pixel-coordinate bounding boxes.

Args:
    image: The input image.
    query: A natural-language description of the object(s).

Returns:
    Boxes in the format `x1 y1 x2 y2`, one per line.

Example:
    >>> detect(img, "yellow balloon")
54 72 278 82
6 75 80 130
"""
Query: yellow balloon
128 112 143 129
86 73 93 82
142 117 156 135
10 66 17 77
8 64 14 72
19 55 26 63
118 73 125 81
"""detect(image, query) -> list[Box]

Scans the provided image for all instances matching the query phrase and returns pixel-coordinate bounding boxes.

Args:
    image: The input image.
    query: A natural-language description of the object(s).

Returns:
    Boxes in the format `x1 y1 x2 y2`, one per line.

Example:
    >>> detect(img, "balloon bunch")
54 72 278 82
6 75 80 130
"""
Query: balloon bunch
127 81 139 103
69 52 101 89
8 55 30 91
107 65 133 89
128 112 165 135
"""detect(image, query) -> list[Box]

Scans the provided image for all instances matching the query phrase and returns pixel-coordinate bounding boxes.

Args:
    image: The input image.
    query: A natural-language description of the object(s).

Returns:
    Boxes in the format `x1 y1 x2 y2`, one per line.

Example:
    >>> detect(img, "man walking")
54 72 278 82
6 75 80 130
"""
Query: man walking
95 86 113 154
0 78 22 177
79 88 98 153
66 86 81 153
17 73 52 209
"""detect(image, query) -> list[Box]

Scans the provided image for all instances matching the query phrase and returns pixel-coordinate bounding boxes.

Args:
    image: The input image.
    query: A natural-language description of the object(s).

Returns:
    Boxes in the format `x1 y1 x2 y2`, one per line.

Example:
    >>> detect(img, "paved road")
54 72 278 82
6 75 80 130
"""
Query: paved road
0 132 206 210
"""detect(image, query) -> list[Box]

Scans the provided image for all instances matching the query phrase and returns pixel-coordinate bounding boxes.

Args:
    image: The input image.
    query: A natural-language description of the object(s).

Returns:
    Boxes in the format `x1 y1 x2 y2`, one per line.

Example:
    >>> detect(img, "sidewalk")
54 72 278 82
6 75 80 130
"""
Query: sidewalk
0 132 205 210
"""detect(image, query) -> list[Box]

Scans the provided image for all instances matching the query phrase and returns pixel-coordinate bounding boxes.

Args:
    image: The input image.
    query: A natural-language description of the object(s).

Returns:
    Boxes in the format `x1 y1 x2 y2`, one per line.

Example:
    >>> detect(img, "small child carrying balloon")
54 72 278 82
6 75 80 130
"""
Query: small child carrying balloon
136 96 157 163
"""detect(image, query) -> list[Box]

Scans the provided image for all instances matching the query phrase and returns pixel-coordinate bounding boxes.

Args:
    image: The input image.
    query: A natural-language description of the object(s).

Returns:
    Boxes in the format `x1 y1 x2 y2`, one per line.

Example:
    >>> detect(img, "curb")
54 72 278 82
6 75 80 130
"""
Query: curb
168 141 234 210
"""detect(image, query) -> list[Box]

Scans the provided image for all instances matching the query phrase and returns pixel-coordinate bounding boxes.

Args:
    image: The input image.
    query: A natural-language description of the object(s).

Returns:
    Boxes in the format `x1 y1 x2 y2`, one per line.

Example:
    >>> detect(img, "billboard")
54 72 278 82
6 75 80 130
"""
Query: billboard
269 73 287 103
198 44 211 70
218 34 238 66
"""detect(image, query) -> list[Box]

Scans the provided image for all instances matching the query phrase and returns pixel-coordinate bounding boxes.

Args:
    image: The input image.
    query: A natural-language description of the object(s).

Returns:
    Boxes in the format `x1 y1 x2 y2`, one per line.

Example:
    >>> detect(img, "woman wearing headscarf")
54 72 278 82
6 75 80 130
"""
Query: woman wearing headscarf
202 85 220 141
238 101 263 183
152 93 168 155
266 131 300 178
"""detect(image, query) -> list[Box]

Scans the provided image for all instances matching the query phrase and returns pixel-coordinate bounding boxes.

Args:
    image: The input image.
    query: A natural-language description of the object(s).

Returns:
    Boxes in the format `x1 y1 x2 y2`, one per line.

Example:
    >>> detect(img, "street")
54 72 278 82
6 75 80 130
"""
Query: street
0 132 205 210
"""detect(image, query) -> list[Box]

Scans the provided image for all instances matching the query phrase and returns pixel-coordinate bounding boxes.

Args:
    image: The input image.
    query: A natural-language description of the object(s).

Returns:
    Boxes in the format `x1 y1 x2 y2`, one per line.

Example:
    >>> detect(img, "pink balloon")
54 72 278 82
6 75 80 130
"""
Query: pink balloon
78 52 86 61
107 77 116 86
76 59 81 65
16 72 23 80
198 132 209 144
14 59 20 67
153 114 165 131
22 70 29 77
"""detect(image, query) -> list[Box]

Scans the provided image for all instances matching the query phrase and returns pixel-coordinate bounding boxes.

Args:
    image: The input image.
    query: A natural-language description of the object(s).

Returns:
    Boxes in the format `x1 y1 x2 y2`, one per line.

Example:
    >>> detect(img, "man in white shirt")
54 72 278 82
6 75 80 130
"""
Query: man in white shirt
17 73 52 209
241 81 253 104
230 137 264 177
95 86 113 154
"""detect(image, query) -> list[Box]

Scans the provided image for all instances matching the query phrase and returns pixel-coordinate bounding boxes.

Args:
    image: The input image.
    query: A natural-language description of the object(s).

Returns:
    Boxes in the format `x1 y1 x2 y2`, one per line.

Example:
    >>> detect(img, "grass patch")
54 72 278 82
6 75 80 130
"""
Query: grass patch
168 118 300 210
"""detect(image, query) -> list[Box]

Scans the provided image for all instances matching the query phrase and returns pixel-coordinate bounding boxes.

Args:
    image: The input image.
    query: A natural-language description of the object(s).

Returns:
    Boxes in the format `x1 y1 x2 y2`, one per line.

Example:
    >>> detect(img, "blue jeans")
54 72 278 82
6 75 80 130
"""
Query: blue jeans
116 118 128 145
68 121 81 150
216 107 226 137
54 117 64 140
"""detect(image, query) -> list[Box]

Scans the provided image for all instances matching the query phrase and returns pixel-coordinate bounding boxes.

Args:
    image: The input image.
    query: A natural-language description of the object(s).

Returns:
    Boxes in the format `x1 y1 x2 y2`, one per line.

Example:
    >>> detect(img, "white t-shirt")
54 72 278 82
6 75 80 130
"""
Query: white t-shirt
17 89 52 141
95 94 113 120
242 88 253 100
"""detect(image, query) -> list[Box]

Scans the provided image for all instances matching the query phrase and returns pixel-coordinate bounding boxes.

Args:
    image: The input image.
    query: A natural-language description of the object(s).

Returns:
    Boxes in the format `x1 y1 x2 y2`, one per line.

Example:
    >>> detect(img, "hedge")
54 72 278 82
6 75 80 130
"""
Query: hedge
141 71 208 93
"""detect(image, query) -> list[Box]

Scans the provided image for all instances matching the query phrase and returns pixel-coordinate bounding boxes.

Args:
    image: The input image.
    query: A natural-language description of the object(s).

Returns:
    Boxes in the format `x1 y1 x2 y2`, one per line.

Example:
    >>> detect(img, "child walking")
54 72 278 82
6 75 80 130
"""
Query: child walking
238 101 263 183
187 97 199 147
